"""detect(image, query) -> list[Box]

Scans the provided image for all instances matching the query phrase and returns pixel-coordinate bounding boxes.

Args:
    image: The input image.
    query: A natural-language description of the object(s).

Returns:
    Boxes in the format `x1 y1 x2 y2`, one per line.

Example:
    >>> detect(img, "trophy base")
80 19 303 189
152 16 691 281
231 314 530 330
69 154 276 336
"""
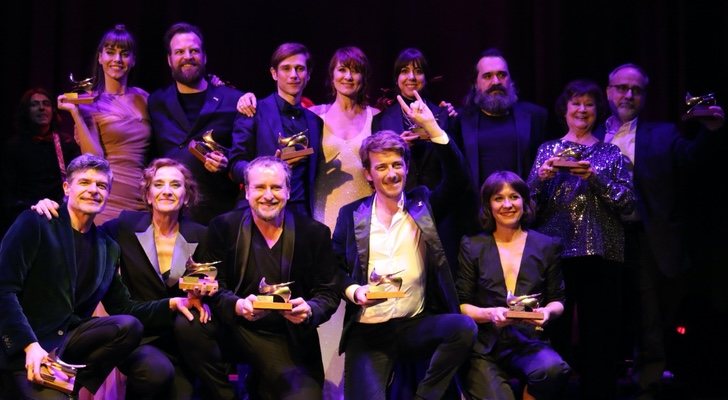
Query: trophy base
253 301 293 310
505 310 544 320
279 147 314 161
63 92 94 105
188 140 213 163
552 159 581 169
179 277 218 296
39 363 75 394
366 291 406 299
682 106 716 121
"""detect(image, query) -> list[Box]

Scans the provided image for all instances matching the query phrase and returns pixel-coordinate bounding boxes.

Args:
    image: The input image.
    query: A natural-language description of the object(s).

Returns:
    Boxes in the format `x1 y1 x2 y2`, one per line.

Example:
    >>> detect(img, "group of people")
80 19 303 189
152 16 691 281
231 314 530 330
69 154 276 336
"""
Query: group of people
1 19 725 400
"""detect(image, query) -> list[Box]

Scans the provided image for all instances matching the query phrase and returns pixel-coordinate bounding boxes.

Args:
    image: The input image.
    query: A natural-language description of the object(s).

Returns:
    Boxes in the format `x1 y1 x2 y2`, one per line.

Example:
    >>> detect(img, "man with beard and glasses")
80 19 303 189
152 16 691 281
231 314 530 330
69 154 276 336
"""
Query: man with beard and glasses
174 156 340 399
148 22 245 224
452 48 548 189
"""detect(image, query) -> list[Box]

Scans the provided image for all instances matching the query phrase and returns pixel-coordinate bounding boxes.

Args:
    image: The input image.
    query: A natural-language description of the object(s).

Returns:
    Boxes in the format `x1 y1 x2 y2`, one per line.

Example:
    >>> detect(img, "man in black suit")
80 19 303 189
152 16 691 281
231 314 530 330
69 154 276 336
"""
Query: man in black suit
0 154 201 399
229 43 322 218
593 63 724 396
334 92 476 400
148 22 244 224
175 156 340 399
452 48 548 186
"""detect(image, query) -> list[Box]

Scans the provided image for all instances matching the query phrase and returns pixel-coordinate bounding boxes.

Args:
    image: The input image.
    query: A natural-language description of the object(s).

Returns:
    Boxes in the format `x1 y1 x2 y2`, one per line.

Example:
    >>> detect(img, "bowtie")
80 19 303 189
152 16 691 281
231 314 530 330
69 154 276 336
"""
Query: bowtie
281 102 304 118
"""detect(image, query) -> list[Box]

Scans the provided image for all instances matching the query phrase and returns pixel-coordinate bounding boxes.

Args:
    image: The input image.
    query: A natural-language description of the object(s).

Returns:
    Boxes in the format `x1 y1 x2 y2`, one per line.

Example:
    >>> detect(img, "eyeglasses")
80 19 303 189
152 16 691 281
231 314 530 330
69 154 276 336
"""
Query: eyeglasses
608 84 645 96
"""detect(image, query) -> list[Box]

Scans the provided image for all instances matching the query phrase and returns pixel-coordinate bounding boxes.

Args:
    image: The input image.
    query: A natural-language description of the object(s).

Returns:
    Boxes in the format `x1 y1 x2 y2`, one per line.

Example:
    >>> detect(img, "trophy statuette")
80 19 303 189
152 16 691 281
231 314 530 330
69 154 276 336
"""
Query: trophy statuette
63 73 95 105
278 130 314 161
253 277 294 310
682 92 717 121
505 291 544 320
178 257 220 296
188 130 230 163
38 349 85 394
365 268 406 300
551 144 583 169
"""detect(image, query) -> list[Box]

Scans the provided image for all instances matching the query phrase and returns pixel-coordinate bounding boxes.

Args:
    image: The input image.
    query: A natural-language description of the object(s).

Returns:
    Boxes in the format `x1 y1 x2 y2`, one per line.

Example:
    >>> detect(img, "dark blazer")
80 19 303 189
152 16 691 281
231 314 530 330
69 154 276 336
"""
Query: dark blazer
148 83 244 223
372 98 452 191
453 101 548 188
0 207 172 370
455 230 565 353
229 93 323 214
594 120 718 277
101 210 207 302
333 137 467 354
204 208 339 359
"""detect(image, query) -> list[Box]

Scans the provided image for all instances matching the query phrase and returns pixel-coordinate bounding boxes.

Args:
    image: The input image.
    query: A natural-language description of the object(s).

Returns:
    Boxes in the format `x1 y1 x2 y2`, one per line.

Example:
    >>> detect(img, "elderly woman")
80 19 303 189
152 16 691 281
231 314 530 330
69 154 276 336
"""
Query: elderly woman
457 171 570 400
526 79 635 400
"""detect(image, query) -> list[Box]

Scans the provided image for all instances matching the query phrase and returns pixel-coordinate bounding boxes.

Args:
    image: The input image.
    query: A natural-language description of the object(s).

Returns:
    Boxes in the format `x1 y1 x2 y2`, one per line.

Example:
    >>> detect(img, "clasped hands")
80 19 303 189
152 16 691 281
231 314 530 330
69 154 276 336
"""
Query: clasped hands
538 157 594 181
234 294 312 324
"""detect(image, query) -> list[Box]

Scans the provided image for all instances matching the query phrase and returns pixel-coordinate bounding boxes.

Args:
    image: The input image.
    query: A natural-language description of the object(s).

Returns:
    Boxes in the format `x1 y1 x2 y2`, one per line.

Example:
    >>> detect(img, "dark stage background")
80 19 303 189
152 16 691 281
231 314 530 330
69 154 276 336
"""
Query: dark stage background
3 0 727 395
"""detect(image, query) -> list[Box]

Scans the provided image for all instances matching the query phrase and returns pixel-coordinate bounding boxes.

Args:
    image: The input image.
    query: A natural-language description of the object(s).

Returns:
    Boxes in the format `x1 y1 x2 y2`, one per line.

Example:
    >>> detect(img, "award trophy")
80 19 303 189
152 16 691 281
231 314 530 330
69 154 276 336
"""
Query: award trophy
551 143 583 169
277 130 314 161
365 268 406 300
682 92 717 121
38 349 85 395
253 277 294 310
188 130 230 163
178 257 220 296
505 291 544 319
63 73 95 104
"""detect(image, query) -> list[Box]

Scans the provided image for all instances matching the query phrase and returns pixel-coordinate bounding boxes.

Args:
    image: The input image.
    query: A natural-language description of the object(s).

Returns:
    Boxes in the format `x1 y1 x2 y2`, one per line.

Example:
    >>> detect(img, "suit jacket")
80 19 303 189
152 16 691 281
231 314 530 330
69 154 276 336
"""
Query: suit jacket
204 208 339 359
0 207 172 370
455 230 564 353
594 120 718 277
333 137 467 354
229 93 323 214
372 98 452 191
148 83 244 223
452 101 548 189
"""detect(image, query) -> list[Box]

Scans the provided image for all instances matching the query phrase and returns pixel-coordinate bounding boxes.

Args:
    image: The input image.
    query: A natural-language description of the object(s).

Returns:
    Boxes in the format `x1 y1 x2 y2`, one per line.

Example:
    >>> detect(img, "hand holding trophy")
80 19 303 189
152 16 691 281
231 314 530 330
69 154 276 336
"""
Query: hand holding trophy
365 268 406 300
551 142 583 169
38 349 85 394
253 277 295 310
188 130 230 164
178 257 220 296
504 291 544 320
62 73 95 105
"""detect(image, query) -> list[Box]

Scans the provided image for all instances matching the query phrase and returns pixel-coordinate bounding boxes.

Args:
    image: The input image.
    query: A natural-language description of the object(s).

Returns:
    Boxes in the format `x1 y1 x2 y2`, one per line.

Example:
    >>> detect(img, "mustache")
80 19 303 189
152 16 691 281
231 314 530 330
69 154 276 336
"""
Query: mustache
487 84 508 94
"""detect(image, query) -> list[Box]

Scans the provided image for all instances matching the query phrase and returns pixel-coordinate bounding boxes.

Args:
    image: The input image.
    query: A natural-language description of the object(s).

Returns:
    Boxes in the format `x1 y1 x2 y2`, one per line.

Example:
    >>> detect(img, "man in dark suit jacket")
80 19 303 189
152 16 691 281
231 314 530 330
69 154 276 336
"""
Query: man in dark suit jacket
451 48 548 188
148 22 244 224
0 154 199 399
175 156 340 399
593 63 725 396
334 95 476 400
229 43 323 218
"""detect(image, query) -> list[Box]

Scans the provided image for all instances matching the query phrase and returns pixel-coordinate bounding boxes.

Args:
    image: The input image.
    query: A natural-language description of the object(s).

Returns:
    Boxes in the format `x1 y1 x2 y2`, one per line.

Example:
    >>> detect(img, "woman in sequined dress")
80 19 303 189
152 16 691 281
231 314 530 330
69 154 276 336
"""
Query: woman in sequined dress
526 79 635 400
58 24 149 225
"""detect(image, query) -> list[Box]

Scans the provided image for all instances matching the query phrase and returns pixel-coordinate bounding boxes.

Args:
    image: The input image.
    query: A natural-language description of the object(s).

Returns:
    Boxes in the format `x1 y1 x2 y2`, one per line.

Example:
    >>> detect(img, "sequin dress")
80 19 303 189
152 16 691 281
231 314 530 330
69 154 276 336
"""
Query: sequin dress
526 139 634 262
312 106 375 231
78 87 150 224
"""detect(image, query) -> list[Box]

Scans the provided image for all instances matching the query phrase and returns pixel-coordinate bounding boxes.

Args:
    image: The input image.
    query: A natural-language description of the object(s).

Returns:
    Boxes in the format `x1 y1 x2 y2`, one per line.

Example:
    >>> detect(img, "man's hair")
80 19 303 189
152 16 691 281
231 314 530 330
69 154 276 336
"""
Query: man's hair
478 170 535 233
141 158 199 210
15 88 61 134
244 156 292 190
327 46 370 106
66 153 113 183
554 79 607 129
392 48 430 85
608 63 650 86
470 48 508 84
270 42 311 70
93 24 137 92
163 22 204 54
359 130 411 170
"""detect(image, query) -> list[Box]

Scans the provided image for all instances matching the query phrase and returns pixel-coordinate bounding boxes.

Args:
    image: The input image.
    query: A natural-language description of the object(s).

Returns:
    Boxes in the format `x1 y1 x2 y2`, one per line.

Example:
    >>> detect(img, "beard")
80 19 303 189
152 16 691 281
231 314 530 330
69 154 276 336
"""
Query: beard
474 84 518 115
171 61 206 86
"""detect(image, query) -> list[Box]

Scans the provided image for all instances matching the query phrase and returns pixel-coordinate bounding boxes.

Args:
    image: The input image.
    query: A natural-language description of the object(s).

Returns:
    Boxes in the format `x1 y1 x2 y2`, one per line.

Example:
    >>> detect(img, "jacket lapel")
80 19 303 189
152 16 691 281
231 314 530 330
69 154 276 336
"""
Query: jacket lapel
191 87 222 135
135 226 163 284
233 212 253 293
261 95 284 147
462 111 480 188
513 105 531 177
57 208 77 304
353 197 374 284
165 85 192 133
281 211 295 281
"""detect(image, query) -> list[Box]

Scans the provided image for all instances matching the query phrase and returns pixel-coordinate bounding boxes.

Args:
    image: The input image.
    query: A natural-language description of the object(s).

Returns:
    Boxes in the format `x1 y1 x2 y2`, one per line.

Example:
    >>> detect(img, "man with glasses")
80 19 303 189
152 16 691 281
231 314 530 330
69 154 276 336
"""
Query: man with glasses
595 63 724 398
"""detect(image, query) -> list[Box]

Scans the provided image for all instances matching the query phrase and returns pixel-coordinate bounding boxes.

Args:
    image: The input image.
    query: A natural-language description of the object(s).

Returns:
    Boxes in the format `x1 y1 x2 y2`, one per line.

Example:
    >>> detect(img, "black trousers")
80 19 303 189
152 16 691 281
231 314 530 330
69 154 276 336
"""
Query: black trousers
343 313 476 400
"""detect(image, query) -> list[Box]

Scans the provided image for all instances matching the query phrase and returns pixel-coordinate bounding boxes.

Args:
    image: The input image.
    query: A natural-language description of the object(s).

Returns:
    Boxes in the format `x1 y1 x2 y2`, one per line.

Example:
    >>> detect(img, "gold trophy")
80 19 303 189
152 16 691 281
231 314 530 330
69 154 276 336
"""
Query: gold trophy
38 349 85 395
278 130 314 161
253 277 294 310
178 257 220 296
682 92 717 121
63 73 95 104
188 130 230 163
551 143 583 169
365 268 406 300
505 291 544 319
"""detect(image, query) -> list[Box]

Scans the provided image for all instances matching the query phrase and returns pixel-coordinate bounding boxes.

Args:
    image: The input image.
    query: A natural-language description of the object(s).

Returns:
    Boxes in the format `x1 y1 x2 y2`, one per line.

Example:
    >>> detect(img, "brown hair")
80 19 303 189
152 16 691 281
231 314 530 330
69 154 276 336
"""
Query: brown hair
327 46 370 106
141 158 199 210
479 170 535 233
359 130 410 170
